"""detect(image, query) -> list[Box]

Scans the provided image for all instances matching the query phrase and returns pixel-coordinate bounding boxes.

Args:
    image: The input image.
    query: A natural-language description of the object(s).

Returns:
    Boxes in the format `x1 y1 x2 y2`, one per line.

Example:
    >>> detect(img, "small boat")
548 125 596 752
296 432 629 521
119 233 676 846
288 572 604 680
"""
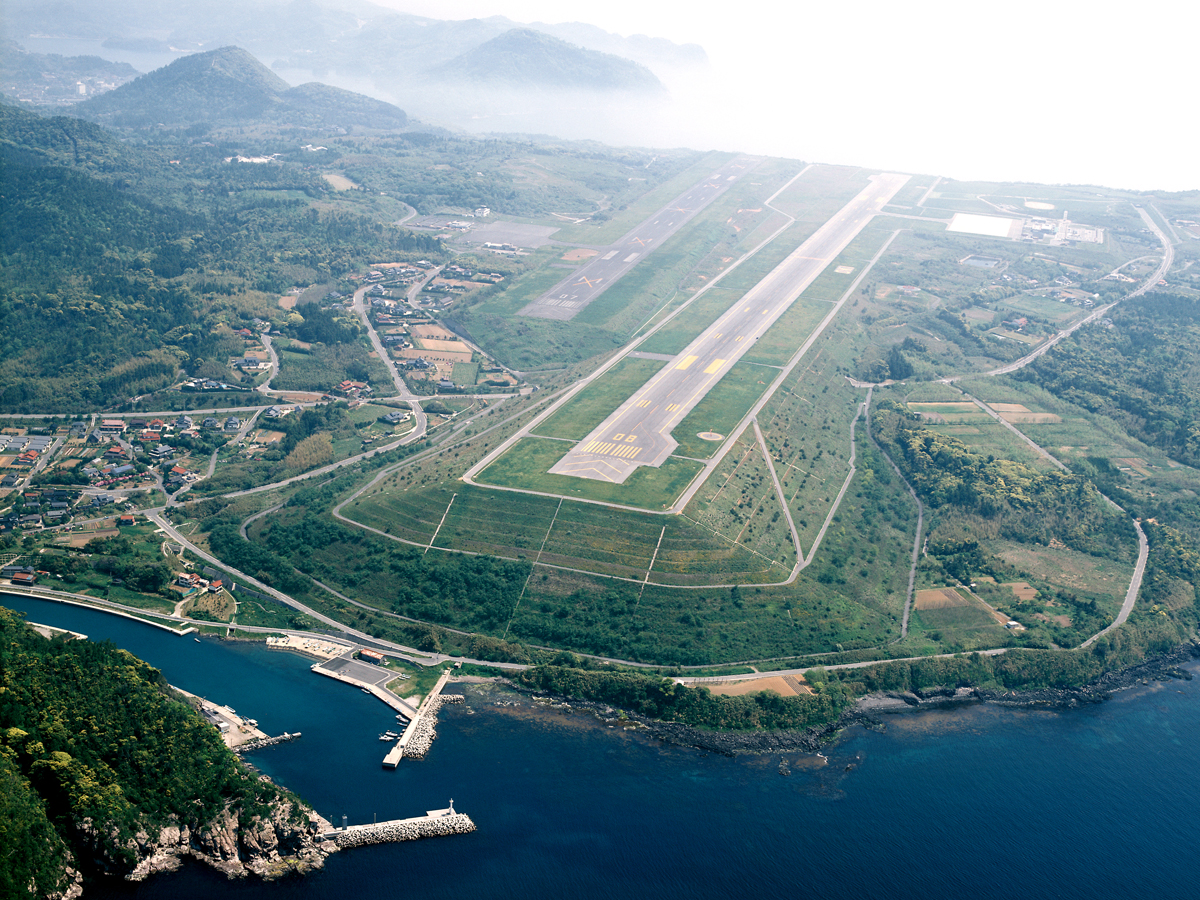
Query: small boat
194 638 201 642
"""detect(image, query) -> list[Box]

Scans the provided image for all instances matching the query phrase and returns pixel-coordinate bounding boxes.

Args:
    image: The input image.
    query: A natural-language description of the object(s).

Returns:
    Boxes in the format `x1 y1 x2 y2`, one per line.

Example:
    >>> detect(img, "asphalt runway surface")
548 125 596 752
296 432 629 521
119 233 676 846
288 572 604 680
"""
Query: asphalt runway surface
549 172 910 484
519 155 762 321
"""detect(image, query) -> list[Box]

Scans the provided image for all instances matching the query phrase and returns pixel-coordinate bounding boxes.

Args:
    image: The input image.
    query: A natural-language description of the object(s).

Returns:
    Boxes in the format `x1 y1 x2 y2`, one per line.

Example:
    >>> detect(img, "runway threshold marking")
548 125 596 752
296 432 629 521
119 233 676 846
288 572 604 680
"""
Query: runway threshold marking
601 250 618 260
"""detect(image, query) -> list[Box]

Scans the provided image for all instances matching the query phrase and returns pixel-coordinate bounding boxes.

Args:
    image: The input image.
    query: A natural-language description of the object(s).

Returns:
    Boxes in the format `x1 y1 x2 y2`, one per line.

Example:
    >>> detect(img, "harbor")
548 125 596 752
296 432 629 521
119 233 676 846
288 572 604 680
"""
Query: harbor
170 684 274 749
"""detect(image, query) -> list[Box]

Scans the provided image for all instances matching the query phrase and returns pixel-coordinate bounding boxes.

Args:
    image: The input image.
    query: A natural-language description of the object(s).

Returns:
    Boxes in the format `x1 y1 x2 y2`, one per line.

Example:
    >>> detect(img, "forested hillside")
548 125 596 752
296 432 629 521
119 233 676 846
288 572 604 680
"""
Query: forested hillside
74 47 408 130
0 608 317 893
1017 293 1200 467
0 101 440 411
871 400 1132 558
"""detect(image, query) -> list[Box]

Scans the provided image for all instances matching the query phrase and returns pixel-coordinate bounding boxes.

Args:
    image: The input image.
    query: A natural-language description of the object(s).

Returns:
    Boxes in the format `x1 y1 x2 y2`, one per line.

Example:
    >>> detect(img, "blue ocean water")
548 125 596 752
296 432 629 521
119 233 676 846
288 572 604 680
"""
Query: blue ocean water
7 594 1200 900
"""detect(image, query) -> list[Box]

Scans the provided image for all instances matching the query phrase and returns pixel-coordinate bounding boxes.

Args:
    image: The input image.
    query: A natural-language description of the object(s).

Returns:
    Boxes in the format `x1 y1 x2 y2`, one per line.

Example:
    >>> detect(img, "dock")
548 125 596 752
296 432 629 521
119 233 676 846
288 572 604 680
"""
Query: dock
171 685 270 749
383 667 453 768
311 652 420 720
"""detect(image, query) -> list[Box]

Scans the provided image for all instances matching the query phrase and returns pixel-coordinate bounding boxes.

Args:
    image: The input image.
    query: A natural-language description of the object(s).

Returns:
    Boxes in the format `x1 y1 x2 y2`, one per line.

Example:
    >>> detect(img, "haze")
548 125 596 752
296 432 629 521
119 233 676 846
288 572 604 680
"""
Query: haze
377 0 1194 192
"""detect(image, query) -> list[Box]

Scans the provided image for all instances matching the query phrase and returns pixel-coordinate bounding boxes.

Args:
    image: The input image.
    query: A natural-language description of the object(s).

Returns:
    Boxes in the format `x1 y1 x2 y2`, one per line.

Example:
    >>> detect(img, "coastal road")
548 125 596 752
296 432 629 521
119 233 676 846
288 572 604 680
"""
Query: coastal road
519 155 762 320
549 173 910 484
1080 519 1149 649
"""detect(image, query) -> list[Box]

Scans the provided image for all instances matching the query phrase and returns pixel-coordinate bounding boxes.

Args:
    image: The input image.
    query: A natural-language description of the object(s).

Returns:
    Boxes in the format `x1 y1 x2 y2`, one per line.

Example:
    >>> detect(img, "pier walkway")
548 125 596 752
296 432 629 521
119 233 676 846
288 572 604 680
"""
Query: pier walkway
384 667 453 767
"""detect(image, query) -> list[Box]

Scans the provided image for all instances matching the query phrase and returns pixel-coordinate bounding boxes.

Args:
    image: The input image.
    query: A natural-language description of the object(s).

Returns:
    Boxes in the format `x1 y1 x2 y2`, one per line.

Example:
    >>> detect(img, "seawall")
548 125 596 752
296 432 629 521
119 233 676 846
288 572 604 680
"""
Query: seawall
330 812 476 849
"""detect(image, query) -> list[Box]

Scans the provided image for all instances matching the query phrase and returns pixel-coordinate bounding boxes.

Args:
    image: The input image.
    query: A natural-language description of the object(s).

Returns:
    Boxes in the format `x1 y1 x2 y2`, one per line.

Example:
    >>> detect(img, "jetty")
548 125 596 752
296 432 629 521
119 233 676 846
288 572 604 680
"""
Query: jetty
383 667 457 768
323 801 475 848
235 731 301 754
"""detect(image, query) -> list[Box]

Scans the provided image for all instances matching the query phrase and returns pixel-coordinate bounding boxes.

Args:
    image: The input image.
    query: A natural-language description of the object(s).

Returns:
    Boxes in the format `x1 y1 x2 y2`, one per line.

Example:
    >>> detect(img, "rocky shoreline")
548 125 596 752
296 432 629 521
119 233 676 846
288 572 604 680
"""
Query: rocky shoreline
117 795 335 885
498 638 1200 757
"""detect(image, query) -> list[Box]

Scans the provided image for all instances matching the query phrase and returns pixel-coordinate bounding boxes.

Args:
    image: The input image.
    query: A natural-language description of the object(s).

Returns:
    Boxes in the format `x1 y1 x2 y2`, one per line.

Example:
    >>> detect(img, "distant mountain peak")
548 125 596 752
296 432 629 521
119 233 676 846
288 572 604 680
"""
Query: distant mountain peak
73 45 405 130
424 27 666 93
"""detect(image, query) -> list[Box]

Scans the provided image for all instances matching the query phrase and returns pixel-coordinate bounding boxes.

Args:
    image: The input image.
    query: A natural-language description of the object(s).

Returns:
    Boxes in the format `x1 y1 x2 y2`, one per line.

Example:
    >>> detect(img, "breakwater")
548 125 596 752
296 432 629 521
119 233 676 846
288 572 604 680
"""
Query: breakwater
236 731 301 754
330 812 476 849
401 694 464 760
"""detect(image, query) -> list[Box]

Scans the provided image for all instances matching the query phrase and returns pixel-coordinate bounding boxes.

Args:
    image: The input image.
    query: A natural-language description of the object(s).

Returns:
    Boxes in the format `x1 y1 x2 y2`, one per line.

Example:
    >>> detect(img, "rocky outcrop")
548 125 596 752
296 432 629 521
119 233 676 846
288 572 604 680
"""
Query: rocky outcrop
122 797 336 884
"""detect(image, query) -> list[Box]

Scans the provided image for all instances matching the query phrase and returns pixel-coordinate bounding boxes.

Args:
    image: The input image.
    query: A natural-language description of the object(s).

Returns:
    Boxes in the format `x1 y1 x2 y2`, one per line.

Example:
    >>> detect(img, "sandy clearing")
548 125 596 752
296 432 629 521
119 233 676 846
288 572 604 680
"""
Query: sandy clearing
702 675 810 698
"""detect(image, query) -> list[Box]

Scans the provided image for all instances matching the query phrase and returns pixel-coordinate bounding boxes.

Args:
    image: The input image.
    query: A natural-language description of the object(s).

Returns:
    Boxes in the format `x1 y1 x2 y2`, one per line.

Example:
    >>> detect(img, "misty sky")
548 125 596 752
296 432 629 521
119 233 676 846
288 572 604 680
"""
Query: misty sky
376 0 1194 192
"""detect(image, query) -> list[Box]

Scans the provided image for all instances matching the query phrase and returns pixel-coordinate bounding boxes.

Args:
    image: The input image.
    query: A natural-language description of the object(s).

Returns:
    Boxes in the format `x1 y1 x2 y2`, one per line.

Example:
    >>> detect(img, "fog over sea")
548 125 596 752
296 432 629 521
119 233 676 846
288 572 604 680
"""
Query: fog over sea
7 593 1200 900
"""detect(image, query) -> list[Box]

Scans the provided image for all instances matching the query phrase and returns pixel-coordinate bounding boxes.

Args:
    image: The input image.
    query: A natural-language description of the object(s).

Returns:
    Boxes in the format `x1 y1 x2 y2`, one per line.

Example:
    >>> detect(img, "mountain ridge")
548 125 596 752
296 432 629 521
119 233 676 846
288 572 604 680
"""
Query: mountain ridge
74 46 407 129
422 28 666 93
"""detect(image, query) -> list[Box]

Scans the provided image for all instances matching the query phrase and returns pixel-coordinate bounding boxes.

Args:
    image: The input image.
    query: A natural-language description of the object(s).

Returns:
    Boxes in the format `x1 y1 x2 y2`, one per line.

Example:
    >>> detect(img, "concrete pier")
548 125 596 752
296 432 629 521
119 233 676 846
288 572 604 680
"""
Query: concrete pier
383 668 456 767
311 652 421 720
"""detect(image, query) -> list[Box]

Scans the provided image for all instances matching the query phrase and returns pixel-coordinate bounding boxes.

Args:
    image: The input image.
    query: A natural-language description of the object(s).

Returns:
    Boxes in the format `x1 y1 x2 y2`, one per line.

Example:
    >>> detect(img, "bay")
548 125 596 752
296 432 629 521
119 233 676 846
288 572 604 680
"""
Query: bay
6 594 1200 899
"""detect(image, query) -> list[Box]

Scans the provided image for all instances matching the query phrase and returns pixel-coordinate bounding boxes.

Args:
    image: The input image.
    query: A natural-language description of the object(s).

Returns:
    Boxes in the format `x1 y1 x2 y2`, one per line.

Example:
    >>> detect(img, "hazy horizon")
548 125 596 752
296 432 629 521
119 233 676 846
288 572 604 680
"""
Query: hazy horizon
372 0 1195 193
7 0 1193 192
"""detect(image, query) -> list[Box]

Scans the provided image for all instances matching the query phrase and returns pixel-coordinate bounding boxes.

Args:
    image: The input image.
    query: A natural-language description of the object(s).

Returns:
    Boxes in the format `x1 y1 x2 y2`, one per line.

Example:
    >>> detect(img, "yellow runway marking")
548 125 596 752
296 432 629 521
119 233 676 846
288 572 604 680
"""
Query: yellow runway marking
735 336 744 343
703 358 726 374
675 355 698 370
636 399 651 408
666 403 680 411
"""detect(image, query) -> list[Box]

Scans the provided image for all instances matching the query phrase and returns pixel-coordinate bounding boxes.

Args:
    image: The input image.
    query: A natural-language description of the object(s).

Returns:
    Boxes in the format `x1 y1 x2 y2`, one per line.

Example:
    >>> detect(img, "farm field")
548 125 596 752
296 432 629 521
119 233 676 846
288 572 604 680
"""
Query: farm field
989 540 1133 609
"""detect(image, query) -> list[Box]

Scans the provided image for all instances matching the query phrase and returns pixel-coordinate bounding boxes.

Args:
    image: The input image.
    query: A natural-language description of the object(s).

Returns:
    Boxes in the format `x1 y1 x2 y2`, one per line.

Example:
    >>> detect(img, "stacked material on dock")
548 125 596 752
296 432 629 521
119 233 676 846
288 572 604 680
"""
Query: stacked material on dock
401 694 463 760
266 634 347 659
332 812 476 848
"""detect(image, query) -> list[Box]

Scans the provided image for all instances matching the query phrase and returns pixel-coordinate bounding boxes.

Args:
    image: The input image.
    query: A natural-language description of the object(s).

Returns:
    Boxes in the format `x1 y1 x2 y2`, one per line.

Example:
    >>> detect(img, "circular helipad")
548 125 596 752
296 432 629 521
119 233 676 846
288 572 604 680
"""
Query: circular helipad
697 432 724 441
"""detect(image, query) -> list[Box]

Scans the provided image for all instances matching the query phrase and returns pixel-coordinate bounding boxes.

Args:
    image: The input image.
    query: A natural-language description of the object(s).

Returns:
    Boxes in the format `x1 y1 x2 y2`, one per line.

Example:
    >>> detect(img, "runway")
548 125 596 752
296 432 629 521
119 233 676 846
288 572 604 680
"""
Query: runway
519 155 762 320
548 172 910 484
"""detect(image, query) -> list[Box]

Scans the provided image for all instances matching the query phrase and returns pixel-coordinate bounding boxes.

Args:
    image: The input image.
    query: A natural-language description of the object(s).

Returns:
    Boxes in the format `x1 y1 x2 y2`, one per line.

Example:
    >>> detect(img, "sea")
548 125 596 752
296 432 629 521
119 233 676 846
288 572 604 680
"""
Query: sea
6 593 1200 900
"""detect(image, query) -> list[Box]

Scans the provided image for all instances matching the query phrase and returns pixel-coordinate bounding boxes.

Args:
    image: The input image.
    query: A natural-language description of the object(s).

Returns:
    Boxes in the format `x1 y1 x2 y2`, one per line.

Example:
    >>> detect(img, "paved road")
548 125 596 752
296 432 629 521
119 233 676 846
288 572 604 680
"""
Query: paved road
549 173 910 484
519 155 762 320
972 206 1173 380
351 282 428 441
255 334 281 393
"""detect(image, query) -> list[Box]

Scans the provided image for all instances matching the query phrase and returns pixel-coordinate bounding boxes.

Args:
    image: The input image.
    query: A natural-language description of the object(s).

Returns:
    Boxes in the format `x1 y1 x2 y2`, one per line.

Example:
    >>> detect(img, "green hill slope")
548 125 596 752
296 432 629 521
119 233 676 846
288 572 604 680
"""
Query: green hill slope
74 46 406 129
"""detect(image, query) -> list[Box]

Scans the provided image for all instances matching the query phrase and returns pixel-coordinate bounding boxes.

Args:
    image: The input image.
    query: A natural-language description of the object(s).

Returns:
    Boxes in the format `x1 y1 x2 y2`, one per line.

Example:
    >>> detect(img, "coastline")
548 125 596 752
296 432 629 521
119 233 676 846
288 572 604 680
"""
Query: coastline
498 638 1200 757
8 587 1199 754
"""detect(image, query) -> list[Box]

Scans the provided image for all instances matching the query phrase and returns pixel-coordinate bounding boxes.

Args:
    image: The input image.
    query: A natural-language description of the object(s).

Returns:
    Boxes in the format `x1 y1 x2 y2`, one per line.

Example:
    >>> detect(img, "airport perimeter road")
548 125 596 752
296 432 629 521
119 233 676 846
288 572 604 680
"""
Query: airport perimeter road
519 156 762 321
550 173 910 484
